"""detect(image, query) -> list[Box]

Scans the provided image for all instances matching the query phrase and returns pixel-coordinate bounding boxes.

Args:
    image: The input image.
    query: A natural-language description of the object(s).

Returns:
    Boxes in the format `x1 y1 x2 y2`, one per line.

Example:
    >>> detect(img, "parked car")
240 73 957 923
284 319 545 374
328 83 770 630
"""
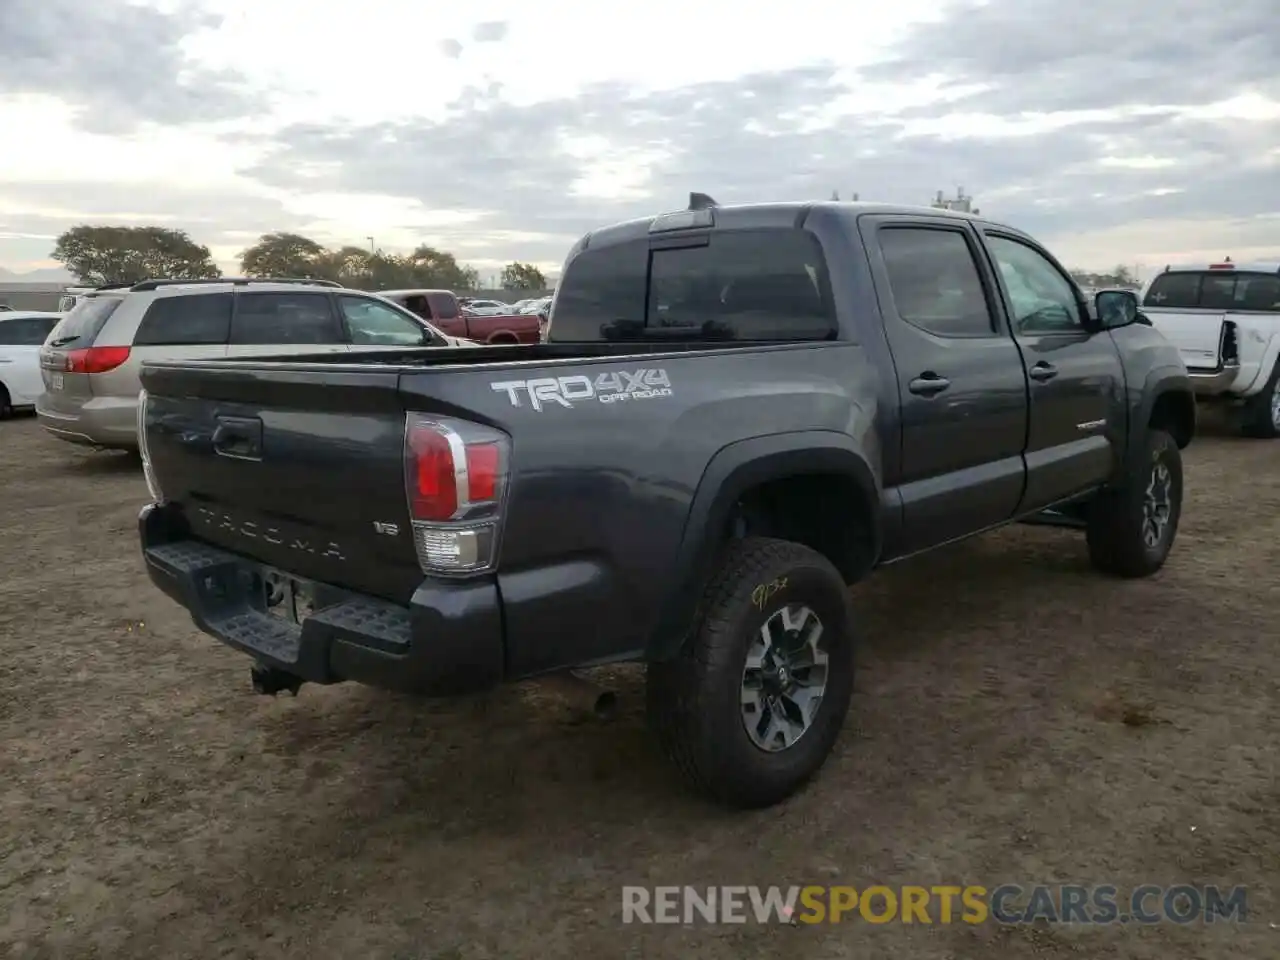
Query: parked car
36 277 460 450
56 286 97 313
136 196 1194 808
0 311 63 418
378 289 541 344
1139 260 1280 437
462 298 512 316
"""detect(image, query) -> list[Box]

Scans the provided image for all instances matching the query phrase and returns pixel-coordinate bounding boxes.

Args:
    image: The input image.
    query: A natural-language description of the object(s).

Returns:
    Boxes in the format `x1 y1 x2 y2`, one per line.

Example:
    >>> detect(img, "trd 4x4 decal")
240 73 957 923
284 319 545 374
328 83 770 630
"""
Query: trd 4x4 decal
490 369 672 411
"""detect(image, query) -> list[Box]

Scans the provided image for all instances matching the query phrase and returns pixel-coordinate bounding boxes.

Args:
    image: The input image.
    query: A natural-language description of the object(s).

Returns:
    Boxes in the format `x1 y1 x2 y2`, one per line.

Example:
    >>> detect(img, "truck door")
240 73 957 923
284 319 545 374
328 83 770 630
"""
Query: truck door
862 216 1029 556
979 231 1125 511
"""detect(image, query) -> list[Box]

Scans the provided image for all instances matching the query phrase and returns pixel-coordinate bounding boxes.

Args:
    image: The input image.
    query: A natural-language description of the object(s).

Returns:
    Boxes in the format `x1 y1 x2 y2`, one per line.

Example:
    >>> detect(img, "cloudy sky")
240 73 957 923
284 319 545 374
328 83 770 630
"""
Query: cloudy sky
0 0 1276 281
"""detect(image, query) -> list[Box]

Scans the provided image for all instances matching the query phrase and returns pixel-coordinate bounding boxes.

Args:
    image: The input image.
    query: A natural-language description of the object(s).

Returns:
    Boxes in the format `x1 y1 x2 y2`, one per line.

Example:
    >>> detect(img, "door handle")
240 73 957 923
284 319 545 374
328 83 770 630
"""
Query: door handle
211 416 263 460
1029 362 1058 382
908 373 951 396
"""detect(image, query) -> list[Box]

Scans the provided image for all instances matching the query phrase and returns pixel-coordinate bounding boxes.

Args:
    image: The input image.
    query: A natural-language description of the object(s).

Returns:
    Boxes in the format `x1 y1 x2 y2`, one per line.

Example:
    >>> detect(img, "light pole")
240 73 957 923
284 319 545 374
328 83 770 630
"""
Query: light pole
367 236 376 255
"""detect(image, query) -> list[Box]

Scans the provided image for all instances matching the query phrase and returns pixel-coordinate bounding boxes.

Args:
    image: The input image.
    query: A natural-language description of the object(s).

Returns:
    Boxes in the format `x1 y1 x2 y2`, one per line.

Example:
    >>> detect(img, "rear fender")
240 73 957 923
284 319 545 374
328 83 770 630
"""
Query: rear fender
646 431 881 660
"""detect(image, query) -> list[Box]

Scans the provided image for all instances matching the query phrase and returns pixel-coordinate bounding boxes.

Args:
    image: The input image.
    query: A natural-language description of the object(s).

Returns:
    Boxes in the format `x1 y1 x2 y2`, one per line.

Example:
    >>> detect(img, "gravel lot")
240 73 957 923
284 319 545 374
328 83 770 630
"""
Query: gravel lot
1 413 1276 959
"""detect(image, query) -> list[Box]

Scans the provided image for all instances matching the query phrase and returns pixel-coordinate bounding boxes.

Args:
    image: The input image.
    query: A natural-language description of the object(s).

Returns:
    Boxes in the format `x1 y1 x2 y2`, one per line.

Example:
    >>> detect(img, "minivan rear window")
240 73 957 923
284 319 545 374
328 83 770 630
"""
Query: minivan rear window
45 296 123 348
550 227 837 342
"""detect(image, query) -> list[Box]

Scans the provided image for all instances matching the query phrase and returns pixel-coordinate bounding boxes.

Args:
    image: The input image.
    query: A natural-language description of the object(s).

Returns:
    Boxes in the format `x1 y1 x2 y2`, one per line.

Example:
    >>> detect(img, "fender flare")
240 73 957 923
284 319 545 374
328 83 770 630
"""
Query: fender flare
1238 331 1280 395
646 431 881 660
1132 365 1196 459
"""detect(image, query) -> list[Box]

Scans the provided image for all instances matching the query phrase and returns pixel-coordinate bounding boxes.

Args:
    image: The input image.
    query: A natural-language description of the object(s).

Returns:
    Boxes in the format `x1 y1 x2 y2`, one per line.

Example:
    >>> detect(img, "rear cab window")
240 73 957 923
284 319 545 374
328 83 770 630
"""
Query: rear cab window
1143 271 1280 312
133 293 233 346
550 227 837 342
230 292 343 345
427 292 460 320
46 296 124 348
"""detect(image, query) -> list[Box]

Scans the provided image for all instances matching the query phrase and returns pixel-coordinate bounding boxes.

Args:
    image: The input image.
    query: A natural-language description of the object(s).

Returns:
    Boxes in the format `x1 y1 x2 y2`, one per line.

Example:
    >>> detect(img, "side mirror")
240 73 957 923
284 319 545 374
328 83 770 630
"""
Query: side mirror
1094 289 1140 330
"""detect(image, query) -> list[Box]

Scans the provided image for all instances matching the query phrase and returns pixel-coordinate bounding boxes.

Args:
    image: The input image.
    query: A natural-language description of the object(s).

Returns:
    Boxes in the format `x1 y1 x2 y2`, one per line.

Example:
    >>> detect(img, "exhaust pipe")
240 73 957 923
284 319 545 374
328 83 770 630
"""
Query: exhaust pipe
250 664 304 697
538 671 618 720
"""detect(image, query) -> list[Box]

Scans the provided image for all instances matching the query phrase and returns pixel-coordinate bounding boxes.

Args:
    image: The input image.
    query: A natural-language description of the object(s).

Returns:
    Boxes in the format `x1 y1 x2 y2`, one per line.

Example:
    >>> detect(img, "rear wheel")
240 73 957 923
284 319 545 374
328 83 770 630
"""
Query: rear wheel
646 537 856 808
1240 361 1280 438
0 385 11 419
1086 429 1182 578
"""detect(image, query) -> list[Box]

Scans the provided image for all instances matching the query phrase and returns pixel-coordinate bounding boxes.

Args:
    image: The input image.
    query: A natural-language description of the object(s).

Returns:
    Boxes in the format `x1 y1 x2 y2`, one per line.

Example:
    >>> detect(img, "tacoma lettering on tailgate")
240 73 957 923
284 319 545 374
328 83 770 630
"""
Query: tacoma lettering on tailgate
193 507 345 560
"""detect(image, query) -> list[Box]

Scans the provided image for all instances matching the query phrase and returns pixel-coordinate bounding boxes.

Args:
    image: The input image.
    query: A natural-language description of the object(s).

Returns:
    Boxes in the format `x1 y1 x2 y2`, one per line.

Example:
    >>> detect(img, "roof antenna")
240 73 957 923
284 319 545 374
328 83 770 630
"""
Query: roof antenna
688 192 718 210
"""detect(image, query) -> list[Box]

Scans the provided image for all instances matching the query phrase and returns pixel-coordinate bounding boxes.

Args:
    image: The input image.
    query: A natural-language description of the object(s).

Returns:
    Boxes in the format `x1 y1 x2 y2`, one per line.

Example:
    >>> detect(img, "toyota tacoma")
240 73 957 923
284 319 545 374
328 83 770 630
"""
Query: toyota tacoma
137 196 1196 808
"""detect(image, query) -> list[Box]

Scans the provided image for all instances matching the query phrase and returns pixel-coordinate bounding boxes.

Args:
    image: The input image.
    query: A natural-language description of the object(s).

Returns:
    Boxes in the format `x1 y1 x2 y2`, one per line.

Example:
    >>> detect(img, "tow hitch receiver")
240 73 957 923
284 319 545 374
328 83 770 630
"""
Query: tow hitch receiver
250 664 305 697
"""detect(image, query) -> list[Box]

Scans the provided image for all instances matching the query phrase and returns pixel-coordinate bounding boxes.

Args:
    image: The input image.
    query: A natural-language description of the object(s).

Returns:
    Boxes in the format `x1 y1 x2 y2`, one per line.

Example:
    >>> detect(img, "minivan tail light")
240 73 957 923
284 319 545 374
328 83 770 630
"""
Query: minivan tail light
404 415 510 576
65 345 130 374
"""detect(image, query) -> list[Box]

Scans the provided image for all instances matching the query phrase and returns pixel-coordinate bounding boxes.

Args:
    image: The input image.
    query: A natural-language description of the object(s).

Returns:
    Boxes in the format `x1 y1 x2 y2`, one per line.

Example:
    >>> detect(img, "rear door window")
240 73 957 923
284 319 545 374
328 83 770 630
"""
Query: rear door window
551 227 837 341
879 227 997 336
45 296 124 348
230 292 343 345
133 293 233 346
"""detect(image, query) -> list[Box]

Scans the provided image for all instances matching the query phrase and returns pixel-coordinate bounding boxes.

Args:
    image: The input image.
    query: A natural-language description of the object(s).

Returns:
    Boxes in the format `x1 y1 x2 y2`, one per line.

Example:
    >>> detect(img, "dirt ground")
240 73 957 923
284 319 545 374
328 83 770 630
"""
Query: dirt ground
0 414 1276 960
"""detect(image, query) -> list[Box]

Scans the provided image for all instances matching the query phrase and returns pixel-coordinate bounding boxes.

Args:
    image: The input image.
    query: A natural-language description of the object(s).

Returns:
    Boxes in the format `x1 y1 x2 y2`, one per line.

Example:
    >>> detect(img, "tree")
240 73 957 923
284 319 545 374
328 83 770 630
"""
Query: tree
239 233 481 291
51 225 219 285
1112 264 1134 286
500 261 546 290
239 232 332 279
406 244 479 291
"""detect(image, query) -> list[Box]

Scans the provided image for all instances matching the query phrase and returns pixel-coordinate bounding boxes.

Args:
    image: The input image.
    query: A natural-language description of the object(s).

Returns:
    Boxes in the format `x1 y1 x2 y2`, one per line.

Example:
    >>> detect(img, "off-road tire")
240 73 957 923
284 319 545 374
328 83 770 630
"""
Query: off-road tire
1240 360 1280 438
1086 429 1182 578
646 536 856 808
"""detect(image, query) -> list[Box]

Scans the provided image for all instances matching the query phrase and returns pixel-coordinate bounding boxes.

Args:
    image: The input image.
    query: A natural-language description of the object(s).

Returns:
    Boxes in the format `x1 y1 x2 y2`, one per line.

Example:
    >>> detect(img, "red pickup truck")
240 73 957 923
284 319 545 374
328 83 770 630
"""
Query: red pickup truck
378 289 541 344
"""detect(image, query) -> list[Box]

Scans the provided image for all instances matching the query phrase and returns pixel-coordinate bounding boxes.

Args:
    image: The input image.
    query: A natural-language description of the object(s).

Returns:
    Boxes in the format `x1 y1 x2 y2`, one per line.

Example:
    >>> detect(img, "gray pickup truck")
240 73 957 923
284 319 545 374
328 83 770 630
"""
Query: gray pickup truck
137 197 1195 808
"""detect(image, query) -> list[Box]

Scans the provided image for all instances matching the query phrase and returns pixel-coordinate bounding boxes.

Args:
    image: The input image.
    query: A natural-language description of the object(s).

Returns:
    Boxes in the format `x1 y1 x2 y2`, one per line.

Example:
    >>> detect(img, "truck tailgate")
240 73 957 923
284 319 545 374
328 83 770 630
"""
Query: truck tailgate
142 362 423 602
1144 308 1228 370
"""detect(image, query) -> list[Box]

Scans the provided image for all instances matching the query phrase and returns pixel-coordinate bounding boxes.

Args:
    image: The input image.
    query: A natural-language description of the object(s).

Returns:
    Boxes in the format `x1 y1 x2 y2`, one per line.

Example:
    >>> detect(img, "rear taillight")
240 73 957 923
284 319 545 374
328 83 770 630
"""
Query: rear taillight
65 345 130 374
137 389 163 501
404 415 510 576
1222 321 1239 364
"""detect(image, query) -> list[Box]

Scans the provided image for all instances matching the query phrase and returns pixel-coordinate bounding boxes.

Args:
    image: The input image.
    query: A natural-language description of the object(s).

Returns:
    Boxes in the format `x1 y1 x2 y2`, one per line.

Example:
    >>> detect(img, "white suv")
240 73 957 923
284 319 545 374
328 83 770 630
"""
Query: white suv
37 277 460 450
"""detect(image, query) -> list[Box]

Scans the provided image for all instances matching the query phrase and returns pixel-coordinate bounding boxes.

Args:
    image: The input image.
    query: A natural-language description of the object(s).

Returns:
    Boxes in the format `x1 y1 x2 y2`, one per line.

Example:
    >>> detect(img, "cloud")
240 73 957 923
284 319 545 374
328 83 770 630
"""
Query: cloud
238 59 1279 269
1 0 1276 273
867 0 1280 113
472 21 509 43
0 0 259 132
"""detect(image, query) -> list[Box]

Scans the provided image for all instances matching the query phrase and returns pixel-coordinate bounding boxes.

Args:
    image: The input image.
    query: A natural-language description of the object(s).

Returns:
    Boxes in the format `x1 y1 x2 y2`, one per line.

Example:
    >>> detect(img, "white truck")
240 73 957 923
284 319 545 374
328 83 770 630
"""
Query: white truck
1141 261 1280 437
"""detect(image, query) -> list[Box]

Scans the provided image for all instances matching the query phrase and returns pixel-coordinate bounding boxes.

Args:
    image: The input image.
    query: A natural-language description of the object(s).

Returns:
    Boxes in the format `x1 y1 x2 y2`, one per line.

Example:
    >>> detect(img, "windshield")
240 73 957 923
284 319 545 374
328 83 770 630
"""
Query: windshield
45 296 124 348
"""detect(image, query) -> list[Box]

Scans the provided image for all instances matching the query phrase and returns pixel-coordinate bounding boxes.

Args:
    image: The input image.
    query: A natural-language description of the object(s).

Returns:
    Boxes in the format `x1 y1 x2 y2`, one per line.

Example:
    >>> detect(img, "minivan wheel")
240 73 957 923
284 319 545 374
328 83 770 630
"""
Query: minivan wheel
646 537 856 808
1086 429 1183 578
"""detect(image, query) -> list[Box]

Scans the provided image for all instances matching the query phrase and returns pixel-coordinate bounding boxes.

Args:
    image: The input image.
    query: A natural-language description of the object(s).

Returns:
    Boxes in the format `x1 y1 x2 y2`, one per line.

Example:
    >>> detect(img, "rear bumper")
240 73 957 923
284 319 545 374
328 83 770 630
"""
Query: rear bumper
36 393 138 448
139 501 505 696
1186 363 1240 396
